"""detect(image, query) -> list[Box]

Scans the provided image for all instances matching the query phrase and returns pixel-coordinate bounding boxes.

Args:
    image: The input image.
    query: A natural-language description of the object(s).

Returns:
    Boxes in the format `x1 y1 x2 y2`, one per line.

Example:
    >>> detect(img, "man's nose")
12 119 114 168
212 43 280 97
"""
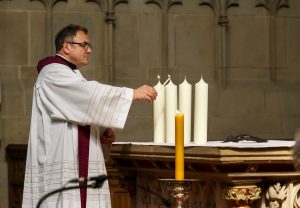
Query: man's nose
86 47 92 53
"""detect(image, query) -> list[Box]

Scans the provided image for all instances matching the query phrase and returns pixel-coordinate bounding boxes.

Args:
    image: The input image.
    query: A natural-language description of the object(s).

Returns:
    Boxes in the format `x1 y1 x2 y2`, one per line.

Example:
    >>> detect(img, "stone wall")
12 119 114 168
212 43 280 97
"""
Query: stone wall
1 0 300 207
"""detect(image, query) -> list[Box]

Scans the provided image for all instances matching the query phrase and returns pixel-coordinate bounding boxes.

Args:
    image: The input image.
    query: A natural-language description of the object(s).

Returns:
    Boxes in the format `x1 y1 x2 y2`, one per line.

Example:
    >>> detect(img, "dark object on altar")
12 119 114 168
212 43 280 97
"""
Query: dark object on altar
224 135 267 143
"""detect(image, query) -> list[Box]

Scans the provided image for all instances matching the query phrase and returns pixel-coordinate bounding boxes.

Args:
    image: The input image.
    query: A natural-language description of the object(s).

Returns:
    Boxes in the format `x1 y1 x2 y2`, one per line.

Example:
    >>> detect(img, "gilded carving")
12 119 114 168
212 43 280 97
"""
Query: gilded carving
225 186 261 207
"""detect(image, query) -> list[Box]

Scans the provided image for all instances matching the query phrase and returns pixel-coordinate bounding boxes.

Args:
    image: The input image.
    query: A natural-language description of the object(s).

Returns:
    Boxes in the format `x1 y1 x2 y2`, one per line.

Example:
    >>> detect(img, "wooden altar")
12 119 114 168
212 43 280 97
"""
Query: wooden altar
6 140 300 208
109 140 300 208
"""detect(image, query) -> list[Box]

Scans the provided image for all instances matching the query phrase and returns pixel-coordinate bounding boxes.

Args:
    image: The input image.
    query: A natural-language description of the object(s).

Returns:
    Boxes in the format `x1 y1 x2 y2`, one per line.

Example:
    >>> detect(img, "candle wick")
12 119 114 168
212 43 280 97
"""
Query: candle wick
157 77 171 93
162 77 171 87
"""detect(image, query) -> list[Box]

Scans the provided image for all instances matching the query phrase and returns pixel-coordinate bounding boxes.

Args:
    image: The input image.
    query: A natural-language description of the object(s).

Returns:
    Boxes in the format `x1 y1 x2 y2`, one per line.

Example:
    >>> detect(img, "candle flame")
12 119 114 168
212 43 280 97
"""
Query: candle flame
157 75 160 81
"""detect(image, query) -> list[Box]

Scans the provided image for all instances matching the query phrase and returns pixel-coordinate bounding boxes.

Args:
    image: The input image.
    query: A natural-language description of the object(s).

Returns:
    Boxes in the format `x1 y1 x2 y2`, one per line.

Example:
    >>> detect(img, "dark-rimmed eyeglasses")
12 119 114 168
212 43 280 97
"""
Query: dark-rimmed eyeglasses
66 41 92 49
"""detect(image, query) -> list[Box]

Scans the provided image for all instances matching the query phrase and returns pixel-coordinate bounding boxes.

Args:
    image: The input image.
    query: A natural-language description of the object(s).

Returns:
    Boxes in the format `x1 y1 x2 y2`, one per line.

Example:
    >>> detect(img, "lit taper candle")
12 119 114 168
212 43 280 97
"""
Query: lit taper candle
175 111 184 180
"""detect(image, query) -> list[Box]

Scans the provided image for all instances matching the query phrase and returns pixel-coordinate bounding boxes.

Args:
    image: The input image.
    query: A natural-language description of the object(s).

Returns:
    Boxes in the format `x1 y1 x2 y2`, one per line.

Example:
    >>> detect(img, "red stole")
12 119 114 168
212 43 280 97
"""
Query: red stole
78 125 90 208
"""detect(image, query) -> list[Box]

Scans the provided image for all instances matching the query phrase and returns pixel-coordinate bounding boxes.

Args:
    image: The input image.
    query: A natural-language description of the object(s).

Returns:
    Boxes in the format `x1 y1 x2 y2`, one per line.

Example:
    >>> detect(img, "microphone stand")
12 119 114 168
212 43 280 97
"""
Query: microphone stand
36 175 172 208
36 180 105 208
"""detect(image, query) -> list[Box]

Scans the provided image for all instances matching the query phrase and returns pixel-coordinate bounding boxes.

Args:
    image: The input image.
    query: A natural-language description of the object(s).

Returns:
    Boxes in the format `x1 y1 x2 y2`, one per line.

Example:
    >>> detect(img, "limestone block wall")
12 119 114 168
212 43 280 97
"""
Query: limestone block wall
0 0 300 207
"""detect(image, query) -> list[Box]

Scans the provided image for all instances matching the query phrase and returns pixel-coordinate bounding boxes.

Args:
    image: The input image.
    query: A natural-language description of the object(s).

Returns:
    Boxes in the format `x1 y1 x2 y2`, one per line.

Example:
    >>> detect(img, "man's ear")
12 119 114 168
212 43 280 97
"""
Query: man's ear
62 42 71 55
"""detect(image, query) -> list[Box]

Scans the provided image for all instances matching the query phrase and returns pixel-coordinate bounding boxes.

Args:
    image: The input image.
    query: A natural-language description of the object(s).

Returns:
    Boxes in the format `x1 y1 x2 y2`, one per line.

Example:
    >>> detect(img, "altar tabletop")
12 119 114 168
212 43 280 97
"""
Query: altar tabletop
110 140 299 183
114 140 295 148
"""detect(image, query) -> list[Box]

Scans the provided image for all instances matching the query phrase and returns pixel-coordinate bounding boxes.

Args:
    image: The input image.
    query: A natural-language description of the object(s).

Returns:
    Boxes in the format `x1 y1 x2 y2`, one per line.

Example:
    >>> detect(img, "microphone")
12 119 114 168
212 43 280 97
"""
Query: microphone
68 174 172 207
36 175 109 208
69 174 109 184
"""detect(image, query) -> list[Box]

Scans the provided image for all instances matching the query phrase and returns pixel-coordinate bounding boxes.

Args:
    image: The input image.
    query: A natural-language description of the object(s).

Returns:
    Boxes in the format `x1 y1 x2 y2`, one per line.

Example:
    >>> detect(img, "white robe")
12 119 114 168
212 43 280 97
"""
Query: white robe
22 63 133 208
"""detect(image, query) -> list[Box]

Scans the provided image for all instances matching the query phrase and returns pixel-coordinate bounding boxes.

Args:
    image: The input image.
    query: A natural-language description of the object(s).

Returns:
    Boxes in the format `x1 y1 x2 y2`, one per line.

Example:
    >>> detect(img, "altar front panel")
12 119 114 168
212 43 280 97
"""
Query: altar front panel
110 141 300 208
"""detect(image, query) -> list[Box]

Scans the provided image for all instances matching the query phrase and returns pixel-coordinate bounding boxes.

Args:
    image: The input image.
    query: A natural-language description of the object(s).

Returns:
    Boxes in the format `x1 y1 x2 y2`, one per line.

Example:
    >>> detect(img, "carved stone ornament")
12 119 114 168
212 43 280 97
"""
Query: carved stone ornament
145 0 183 13
256 0 289 16
225 186 261 208
265 183 288 208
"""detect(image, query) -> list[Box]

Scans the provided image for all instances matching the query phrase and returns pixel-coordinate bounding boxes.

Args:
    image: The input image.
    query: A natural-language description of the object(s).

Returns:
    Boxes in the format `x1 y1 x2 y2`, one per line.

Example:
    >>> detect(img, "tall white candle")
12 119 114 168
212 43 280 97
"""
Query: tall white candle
153 79 165 143
165 78 177 144
194 77 208 144
179 77 192 144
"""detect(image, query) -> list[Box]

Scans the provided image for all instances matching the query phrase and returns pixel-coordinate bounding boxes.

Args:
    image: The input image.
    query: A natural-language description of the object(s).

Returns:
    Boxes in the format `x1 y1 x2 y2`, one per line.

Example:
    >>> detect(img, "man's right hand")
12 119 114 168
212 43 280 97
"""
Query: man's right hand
133 85 157 103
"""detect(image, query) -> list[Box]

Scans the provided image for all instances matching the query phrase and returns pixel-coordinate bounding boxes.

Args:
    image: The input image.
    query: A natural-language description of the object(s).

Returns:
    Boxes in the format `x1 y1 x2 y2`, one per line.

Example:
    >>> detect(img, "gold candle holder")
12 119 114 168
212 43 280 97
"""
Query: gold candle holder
160 179 197 208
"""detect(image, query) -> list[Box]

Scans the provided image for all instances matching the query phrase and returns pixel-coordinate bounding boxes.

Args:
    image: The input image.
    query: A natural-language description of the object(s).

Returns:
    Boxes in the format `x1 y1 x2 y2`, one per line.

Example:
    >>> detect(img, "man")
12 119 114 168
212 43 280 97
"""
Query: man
22 24 157 208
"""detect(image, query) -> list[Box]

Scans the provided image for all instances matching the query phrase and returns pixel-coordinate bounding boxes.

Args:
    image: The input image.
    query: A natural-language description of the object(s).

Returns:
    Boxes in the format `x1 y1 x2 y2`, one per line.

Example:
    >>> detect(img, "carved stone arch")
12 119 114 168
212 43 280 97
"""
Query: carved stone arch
30 0 66 8
86 0 129 84
86 0 104 9
255 0 289 82
199 0 239 88
30 0 67 55
144 0 183 78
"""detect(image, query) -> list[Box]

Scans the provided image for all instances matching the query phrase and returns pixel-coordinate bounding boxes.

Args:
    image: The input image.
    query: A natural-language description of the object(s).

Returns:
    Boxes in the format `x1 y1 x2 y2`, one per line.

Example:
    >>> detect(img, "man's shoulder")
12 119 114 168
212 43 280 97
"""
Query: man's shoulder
37 56 66 73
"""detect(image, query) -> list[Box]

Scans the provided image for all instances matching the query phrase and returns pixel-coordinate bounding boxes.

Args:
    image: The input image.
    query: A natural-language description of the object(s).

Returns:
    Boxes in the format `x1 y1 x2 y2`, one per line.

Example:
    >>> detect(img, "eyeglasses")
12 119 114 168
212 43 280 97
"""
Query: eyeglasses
66 41 92 49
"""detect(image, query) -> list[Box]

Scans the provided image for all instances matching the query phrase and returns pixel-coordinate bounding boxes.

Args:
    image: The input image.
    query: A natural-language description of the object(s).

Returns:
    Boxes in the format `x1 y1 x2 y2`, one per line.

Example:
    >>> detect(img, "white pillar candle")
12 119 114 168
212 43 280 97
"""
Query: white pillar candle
165 79 177 144
179 77 192 144
194 77 208 144
153 79 165 143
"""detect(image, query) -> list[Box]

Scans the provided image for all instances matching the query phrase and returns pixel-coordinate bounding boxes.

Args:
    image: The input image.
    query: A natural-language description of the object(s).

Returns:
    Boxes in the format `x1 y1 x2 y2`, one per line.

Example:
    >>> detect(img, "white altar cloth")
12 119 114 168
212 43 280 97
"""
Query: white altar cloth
114 140 295 148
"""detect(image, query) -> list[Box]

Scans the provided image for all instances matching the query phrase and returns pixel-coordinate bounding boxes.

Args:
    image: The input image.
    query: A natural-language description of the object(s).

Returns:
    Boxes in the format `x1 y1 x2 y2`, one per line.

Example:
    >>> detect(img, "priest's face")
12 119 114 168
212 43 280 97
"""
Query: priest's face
66 31 92 68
